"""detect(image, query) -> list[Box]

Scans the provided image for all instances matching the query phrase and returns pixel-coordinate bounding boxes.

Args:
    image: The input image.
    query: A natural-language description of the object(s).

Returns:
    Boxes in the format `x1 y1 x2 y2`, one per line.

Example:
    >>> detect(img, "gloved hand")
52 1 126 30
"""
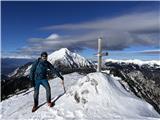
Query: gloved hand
60 76 64 81
61 78 66 93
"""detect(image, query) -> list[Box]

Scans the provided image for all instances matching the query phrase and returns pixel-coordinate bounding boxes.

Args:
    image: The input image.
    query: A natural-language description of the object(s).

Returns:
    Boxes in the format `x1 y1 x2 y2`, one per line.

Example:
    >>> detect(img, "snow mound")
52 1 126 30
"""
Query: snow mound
58 72 160 119
48 48 94 68
106 59 160 67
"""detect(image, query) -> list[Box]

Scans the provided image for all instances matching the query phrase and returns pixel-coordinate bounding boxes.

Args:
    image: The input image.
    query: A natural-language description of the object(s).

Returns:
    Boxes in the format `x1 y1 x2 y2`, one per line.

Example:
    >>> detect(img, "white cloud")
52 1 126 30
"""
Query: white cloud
43 11 159 34
2 51 36 59
5 10 160 58
39 11 159 50
136 49 160 54
46 33 59 40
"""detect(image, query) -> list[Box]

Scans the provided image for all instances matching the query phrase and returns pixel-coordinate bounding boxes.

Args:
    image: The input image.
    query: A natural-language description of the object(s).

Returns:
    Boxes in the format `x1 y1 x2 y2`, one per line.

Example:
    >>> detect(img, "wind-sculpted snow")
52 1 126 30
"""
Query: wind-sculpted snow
1 72 159 120
63 72 160 119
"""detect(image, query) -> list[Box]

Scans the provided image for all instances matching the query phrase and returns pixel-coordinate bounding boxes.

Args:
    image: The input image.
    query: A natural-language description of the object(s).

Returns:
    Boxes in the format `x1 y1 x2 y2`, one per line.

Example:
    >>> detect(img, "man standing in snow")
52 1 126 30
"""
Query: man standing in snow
30 52 64 112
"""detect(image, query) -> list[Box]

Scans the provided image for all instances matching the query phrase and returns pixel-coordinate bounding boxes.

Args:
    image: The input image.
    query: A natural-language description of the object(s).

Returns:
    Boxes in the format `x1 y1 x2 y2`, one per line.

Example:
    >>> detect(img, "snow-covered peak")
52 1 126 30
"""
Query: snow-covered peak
48 48 94 68
49 48 70 57
106 59 160 67
59 48 70 53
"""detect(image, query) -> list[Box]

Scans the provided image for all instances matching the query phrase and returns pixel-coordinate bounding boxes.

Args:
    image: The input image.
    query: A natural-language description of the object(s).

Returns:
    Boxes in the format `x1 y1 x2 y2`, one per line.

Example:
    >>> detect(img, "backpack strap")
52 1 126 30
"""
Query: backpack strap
35 58 40 70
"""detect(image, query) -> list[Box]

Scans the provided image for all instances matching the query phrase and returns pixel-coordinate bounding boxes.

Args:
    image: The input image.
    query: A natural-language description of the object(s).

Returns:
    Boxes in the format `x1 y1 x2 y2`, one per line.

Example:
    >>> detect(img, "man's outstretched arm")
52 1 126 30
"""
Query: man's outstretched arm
47 61 65 92
47 61 64 80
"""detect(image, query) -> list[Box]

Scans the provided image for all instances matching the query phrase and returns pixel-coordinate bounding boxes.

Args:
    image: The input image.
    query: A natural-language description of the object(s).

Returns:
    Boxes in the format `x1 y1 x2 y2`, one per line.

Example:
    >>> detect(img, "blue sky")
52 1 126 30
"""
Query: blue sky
1 1 160 60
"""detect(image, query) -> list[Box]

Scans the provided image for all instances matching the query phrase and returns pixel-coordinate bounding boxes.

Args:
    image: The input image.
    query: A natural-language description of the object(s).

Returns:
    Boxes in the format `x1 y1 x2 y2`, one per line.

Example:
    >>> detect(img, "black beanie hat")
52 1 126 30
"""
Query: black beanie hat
41 52 48 57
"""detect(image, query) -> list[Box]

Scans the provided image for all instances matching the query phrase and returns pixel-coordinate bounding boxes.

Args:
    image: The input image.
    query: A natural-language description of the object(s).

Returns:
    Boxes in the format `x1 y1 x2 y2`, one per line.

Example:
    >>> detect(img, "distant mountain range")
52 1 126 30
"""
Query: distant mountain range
1 58 34 75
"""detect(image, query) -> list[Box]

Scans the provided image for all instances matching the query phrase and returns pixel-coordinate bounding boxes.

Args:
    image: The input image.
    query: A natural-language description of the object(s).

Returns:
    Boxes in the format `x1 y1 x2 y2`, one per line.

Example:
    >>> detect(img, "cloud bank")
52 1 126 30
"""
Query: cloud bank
137 49 160 54
3 10 160 58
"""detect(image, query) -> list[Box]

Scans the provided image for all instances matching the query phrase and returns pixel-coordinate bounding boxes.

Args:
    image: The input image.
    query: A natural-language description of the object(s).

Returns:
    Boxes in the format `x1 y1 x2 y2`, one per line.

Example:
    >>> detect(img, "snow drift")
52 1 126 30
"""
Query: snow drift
59 72 160 119
1 72 159 120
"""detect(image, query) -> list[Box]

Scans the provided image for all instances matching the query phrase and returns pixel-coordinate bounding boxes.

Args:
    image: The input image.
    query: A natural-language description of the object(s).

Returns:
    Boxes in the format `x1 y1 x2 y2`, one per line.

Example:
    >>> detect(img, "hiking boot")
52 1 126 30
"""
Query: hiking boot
32 105 38 112
47 102 53 107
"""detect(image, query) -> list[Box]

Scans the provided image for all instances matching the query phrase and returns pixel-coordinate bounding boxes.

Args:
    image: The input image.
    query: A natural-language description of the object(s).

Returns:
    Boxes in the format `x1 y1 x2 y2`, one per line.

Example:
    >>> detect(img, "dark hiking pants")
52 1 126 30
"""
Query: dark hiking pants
34 79 51 106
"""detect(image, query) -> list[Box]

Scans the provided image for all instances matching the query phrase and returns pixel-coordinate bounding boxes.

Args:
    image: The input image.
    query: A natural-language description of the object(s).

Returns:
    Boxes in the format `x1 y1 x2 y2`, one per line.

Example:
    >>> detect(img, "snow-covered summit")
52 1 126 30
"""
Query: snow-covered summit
1 72 159 120
48 48 72 60
62 72 160 119
48 48 94 68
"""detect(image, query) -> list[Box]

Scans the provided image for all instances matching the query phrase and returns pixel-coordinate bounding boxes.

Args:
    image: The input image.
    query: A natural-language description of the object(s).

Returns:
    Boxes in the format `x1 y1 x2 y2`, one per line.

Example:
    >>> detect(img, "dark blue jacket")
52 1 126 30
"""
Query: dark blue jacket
29 58 63 81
